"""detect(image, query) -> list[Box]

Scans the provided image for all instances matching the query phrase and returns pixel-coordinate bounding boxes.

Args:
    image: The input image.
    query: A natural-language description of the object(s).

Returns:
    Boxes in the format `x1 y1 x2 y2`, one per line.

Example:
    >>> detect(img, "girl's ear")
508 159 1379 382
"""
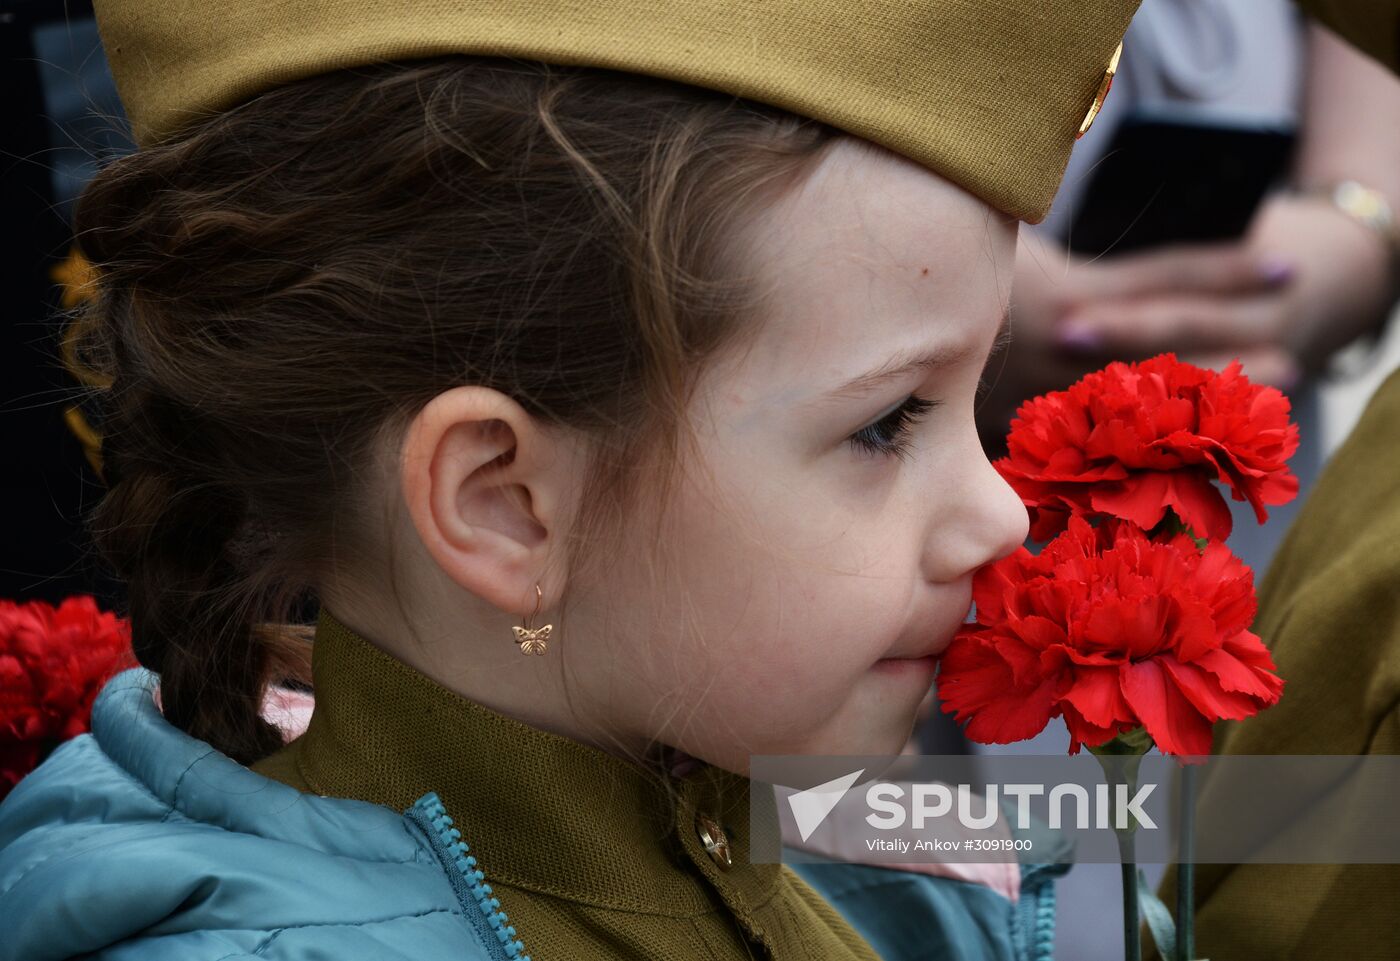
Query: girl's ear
399 385 574 616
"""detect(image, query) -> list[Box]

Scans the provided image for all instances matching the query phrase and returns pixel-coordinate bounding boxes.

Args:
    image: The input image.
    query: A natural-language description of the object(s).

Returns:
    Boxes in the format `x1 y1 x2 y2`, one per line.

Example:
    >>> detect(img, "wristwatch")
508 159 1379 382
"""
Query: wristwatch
1297 180 1400 263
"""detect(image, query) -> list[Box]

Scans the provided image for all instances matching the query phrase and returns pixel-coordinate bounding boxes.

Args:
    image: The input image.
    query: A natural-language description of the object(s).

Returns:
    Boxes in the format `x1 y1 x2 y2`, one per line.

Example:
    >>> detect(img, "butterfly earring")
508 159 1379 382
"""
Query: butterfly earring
512 583 552 656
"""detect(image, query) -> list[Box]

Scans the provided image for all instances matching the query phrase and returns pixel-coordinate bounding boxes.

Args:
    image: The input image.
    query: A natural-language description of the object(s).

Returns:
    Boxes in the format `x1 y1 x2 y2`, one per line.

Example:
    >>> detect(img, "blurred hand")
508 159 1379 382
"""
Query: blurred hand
1053 193 1395 379
979 193 1397 440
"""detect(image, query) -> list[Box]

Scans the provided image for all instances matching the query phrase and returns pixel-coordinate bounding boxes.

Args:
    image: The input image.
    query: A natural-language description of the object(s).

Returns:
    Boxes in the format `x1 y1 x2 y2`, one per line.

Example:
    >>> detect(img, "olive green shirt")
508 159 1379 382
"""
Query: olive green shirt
1146 366 1400 960
1297 0 1400 72
252 607 880 961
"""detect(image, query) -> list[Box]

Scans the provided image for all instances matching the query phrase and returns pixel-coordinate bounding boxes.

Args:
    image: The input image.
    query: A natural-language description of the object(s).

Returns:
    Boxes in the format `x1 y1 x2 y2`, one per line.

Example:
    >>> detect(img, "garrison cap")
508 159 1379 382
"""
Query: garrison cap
92 0 1139 222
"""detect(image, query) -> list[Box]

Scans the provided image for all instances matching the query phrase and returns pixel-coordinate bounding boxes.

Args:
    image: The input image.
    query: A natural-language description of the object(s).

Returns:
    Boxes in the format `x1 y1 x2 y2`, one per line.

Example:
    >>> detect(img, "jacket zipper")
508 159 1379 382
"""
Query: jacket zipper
1014 862 1064 961
403 791 533 961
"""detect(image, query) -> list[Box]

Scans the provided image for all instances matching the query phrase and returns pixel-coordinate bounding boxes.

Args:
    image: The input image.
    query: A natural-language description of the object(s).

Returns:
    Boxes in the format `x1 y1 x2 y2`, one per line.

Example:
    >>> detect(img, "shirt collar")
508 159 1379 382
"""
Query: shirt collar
292 606 783 915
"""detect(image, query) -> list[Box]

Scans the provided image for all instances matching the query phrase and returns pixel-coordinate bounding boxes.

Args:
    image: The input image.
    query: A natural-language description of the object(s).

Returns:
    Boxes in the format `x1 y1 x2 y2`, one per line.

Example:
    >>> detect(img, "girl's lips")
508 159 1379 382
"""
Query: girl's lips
884 594 972 661
871 653 939 675
884 621 961 662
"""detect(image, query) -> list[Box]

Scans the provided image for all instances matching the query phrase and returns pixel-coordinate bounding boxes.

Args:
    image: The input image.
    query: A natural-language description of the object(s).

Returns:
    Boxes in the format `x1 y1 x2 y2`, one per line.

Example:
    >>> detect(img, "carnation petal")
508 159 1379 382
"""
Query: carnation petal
959 676 1061 744
1085 597 1170 661
1028 506 1072 542
1060 700 1123 754
1015 615 1069 650
1120 658 1215 756
1161 472 1234 541
1062 665 1133 728
1192 543 1258 636
937 636 1060 744
1160 656 1268 722
1194 635 1285 702
1090 474 1171 531
1169 597 1223 664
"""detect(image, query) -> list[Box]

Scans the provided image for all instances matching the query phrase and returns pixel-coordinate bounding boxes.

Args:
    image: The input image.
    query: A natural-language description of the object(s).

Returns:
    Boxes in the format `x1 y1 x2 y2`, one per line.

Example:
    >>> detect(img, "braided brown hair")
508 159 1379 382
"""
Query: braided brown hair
63 56 839 765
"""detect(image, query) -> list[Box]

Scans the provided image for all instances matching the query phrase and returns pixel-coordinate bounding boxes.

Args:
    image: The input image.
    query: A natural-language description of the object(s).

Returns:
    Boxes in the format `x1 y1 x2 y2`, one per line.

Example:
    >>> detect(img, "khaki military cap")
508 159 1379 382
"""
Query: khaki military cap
92 0 1140 222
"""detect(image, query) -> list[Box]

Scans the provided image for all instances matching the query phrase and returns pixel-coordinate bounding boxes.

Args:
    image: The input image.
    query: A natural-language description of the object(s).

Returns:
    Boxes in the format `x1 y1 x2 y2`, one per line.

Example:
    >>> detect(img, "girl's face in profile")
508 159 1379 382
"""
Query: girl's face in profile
608 138 1030 773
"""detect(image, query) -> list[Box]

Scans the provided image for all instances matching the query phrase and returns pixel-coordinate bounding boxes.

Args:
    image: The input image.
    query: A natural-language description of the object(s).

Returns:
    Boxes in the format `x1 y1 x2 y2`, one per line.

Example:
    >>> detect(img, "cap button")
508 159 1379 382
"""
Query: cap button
696 812 732 870
1077 41 1123 139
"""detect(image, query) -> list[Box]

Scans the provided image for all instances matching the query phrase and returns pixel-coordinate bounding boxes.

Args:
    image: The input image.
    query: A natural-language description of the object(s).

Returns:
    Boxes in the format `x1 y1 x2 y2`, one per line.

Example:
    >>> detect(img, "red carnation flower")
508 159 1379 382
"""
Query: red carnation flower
995 353 1299 542
936 515 1284 758
1 595 136 797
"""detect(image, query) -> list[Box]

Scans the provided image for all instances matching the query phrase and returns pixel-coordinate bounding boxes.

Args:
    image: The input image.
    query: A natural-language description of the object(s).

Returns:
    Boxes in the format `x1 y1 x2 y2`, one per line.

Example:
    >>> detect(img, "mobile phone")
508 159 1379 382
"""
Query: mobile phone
1065 117 1296 257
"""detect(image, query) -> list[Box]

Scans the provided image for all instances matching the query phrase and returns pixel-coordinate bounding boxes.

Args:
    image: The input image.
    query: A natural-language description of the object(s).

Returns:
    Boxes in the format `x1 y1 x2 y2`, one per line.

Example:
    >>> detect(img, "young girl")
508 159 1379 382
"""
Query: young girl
0 2 1140 959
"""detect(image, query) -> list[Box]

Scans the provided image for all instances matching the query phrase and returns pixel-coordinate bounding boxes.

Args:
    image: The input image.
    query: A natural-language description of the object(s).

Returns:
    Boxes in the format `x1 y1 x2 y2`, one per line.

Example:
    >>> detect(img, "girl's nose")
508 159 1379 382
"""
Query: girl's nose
981 461 1031 565
924 452 1029 583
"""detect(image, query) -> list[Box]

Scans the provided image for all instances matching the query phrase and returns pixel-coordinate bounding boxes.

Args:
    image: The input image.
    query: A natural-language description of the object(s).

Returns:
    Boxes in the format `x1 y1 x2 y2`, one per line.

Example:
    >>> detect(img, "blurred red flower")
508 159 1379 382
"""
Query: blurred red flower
1 595 136 797
936 515 1284 758
994 353 1300 542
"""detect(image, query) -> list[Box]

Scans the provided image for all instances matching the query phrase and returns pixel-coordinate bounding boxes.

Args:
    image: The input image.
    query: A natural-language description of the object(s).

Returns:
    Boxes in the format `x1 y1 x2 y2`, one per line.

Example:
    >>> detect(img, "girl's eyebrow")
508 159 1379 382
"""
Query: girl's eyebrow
813 307 1011 407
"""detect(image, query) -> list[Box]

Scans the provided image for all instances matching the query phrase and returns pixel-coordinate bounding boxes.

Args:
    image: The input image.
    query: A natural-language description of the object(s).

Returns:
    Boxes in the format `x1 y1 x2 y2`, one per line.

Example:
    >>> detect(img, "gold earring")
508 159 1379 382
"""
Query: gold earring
511 583 552 655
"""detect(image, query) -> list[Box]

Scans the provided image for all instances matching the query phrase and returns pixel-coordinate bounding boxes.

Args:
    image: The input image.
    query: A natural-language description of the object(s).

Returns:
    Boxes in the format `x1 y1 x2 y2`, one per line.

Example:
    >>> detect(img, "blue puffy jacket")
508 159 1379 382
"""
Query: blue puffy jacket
0 668 1069 960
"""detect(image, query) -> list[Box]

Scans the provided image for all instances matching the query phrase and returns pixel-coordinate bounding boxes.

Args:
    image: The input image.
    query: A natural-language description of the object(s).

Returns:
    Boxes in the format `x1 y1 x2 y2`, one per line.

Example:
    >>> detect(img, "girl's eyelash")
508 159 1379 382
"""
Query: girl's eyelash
976 327 1011 403
847 394 941 461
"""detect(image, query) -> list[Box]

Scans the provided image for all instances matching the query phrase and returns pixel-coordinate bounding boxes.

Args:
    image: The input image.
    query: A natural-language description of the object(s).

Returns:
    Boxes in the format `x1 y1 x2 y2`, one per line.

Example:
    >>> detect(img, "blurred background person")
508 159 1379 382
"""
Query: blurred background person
987 4 1400 433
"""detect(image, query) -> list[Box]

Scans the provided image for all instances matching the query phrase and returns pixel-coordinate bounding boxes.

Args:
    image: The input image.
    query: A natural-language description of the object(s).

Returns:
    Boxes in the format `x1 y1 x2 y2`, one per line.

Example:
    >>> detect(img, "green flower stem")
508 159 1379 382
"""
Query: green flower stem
1177 764 1196 961
1118 827 1141 961
1090 730 1152 961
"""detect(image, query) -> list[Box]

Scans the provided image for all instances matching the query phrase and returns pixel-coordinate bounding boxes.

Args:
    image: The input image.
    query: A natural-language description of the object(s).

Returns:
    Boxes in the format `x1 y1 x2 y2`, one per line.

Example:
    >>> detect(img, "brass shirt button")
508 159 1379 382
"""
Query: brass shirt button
696 812 732 870
1077 41 1123 139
